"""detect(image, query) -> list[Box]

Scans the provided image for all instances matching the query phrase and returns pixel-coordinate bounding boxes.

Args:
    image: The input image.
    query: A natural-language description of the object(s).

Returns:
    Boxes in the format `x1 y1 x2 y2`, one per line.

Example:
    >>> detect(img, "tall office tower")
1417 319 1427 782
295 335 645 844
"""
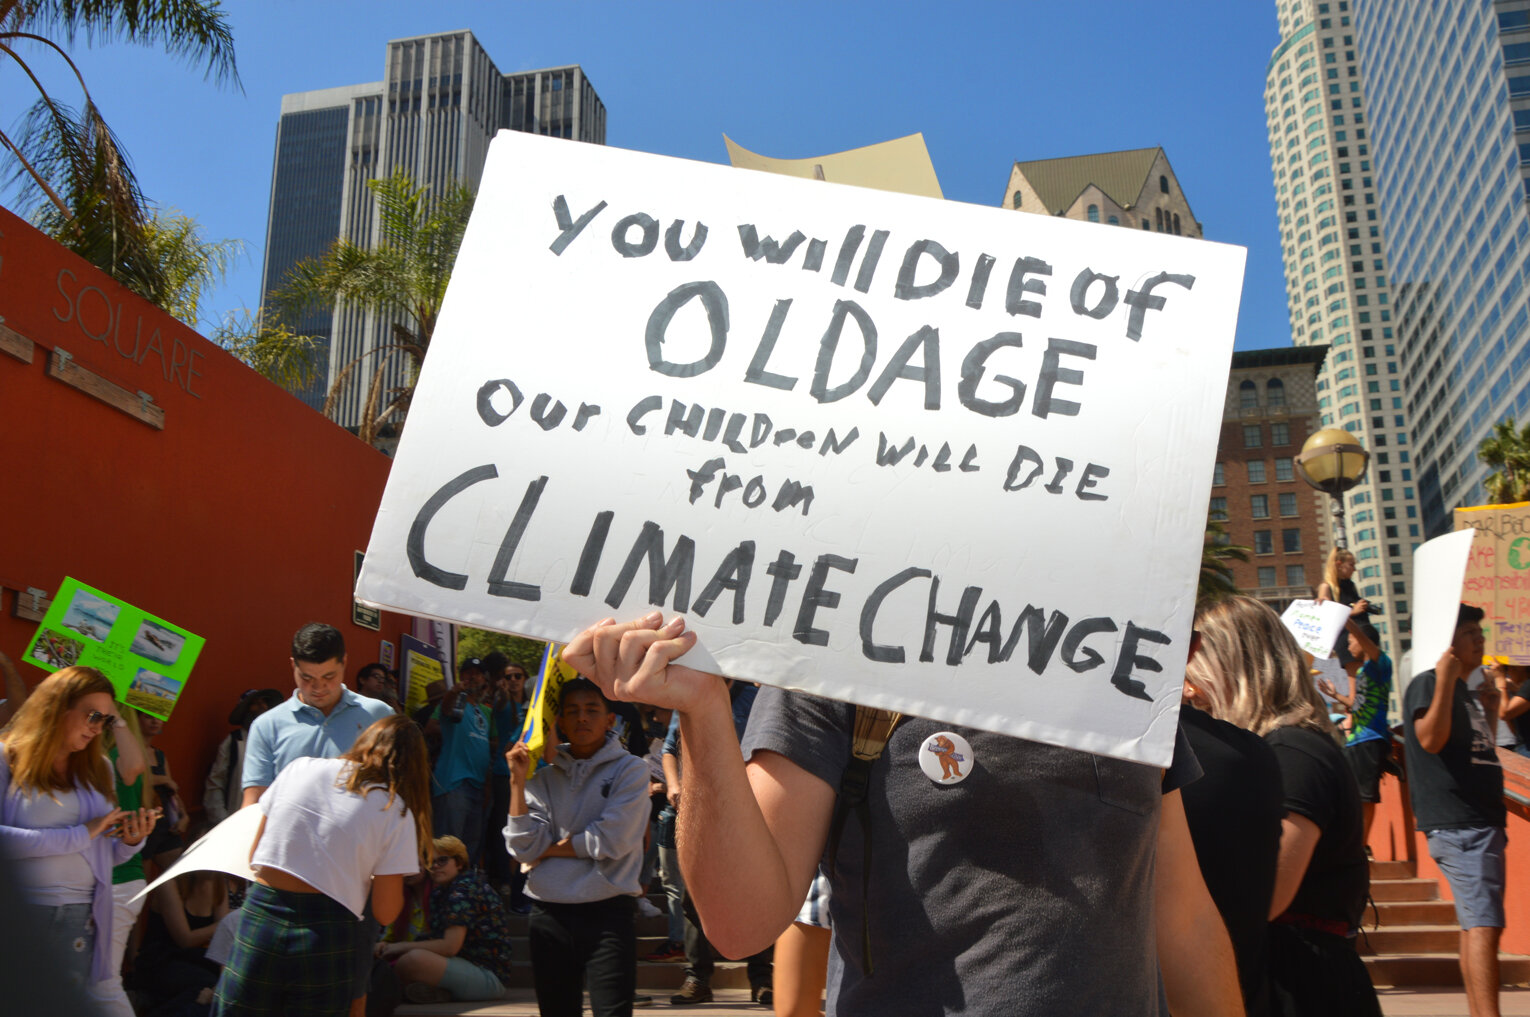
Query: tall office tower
259 30 605 426
1264 0 1417 658
1355 0 1530 540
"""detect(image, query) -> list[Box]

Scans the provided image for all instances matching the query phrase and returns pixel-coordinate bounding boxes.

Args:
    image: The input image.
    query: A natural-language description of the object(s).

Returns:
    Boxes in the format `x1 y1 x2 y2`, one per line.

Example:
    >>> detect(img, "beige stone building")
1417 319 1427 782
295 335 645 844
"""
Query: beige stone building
1002 147 1202 237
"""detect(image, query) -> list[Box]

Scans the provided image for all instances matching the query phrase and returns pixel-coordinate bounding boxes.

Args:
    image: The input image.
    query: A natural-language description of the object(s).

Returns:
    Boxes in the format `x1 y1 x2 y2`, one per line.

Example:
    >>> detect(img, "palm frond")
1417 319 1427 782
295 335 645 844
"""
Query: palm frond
21 0 239 88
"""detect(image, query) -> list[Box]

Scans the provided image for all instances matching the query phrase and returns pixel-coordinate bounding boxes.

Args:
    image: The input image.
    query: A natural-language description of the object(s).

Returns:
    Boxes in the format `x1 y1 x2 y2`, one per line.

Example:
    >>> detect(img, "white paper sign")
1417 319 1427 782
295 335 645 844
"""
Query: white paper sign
1280 598 1353 658
1408 529 1477 690
130 804 260 905
357 132 1246 766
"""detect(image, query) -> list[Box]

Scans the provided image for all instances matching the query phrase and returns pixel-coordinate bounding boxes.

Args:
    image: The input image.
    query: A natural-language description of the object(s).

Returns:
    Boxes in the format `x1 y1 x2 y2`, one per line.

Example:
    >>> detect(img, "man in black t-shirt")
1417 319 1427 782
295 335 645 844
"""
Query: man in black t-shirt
1402 604 1506 1017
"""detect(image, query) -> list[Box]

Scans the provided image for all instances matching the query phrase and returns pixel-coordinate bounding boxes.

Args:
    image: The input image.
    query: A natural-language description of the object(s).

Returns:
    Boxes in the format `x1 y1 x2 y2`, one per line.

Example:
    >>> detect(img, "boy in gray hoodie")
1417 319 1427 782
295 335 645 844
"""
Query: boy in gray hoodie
506 678 650 1017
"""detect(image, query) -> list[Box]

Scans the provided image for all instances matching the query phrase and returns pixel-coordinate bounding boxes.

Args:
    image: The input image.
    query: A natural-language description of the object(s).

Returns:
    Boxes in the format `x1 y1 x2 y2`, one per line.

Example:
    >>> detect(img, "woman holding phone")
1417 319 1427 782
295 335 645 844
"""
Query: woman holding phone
0 666 157 992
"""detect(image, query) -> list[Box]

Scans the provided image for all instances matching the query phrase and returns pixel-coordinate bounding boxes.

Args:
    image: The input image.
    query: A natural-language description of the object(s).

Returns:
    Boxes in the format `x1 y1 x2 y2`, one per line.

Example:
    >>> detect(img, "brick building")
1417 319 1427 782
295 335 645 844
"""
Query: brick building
1211 345 1331 612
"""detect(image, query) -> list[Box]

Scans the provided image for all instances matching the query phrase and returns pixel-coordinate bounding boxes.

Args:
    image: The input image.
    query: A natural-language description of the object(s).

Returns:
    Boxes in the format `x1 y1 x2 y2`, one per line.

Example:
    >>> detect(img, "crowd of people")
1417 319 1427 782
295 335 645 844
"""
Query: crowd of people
0 587 1516 1017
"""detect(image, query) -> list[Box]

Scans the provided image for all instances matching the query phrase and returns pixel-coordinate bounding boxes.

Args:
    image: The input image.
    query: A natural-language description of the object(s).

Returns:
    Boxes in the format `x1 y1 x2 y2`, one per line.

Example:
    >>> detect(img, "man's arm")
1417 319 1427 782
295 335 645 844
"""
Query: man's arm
239 714 276 808
1155 789 1246 1016
564 614 835 959
1347 619 1381 662
1413 652 1461 754
661 748 682 808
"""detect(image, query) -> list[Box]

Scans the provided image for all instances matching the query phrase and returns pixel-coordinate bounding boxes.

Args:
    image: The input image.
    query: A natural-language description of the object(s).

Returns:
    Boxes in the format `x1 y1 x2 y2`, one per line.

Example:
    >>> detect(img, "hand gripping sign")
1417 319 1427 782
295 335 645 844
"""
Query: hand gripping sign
356 131 1245 766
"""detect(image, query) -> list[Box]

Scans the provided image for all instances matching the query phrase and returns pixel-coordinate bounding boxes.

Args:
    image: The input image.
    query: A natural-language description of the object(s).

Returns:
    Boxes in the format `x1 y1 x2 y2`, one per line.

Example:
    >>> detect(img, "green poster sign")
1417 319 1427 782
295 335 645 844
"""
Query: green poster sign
22 577 204 720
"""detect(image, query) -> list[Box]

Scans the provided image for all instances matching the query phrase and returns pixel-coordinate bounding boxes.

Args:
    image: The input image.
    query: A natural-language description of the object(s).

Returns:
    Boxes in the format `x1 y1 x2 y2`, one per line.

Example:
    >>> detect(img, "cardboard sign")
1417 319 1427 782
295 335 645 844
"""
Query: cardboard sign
1280 599 1353 659
22 577 204 720
1453 502 1530 664
399 634 444 714
1408 529 1477 688
356 132 1246 766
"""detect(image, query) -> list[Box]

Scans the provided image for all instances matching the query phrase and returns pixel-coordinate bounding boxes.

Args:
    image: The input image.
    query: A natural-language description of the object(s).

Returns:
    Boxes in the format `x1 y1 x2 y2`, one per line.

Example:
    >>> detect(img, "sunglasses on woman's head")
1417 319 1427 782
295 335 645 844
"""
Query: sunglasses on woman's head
85 710 117 730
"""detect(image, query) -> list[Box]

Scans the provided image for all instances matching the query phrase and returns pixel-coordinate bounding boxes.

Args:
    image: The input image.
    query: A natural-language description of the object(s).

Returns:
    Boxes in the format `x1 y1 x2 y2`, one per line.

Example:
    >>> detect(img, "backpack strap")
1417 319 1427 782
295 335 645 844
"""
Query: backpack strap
826 706 904 976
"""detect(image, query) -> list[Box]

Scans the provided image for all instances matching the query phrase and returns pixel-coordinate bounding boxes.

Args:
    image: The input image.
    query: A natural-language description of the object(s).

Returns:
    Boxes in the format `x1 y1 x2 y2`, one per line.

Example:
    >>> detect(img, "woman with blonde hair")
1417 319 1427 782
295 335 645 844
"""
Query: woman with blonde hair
213 714 432 1017
1185 596 1378 1017
1317 547 1375 671
0 667 157 993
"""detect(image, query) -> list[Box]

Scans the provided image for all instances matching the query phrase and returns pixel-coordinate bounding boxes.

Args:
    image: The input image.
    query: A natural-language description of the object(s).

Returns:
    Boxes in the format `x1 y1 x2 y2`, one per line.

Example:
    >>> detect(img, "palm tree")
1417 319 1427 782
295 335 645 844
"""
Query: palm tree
1199 517 1251 608
1 0 238 295
269 171 475 445
1478 417 1530 504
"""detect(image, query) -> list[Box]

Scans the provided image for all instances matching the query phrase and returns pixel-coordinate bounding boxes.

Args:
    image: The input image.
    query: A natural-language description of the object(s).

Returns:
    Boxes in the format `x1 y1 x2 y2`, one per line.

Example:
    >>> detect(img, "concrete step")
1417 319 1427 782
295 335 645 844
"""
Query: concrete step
1365 953 1530 987
1368 859 1415 880
1368 878 1441 902
1372 900 1460 926
501 959 752 991
1357 925 1463 955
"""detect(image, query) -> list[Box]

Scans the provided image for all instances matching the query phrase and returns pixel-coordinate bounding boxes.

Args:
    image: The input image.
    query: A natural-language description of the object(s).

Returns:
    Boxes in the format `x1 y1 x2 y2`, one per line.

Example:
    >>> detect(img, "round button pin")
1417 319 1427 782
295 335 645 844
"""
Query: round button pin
918 731 974 785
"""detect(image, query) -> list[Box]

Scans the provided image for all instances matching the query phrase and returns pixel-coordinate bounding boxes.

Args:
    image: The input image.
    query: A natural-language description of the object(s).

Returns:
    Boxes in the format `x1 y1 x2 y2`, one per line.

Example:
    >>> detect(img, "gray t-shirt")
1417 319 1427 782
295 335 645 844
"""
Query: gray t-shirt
741 686 1199 1017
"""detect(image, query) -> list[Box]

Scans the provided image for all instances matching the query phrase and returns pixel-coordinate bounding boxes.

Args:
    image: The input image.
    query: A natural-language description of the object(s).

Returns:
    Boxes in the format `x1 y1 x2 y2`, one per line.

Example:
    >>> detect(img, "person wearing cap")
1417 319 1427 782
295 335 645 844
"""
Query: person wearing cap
202 688 282 826
431 658 494 865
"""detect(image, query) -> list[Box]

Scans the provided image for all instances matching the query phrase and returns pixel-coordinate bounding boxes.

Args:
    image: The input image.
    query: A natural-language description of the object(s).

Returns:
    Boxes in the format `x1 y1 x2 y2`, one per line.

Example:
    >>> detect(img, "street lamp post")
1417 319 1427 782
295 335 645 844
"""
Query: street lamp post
1295 427 1370 549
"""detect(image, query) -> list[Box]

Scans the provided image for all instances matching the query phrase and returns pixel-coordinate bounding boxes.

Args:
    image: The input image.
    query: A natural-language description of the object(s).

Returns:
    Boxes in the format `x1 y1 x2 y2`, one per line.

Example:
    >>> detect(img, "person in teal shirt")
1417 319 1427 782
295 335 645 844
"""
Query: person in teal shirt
1319 619 1391 842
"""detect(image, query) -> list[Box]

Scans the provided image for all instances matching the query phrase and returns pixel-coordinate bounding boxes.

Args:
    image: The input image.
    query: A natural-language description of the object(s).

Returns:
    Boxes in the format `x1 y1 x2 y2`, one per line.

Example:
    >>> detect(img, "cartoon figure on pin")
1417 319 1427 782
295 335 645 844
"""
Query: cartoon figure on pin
919 731 974 785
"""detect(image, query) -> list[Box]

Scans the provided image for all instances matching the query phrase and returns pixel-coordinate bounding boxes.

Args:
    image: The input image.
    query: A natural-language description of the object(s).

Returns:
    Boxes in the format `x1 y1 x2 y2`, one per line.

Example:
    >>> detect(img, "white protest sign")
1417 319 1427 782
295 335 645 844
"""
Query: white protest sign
1407 529 1477 694
1280 598 1353 658
357 131 1246 766
130 804 259 906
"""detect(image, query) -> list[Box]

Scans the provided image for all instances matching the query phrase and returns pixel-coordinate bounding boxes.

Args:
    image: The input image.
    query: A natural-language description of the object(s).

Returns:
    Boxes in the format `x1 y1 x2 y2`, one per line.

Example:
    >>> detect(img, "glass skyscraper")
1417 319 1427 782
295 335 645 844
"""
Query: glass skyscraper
1265 0 1419 654
1356 0 1530 535
259 31 605 426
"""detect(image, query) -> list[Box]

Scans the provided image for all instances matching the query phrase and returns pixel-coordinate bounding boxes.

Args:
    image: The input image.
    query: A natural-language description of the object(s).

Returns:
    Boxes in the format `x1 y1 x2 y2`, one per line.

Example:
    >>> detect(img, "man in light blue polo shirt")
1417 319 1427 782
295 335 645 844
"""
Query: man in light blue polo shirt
240 623 393 807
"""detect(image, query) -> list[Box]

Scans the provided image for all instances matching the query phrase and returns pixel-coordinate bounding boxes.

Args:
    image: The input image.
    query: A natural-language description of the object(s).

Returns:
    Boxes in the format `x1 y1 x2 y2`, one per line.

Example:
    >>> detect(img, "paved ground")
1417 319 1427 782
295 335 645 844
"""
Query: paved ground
396 985 1530 1016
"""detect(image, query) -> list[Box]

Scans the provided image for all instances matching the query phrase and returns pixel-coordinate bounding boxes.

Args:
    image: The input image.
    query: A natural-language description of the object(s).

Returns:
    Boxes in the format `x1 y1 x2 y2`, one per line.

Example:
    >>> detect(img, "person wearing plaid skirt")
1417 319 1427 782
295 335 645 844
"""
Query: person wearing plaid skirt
214 717 432 1017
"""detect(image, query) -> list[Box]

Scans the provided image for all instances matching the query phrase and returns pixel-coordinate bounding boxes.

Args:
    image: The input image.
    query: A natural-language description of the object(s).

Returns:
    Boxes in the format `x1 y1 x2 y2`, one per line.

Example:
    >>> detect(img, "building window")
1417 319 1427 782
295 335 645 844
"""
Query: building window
1279 491 1299 516
1248 460 1268 483
1254 531 1274 555
1087 204 1100 223
1210 497 1228 521
1213 462 1226 486
1275 457 1294 482
1252 495 1270 519
1266 378 1286 406
1282 528 1302 553
1240 379 1259 408
1271 422 1290 445
1107 214 1119 225
1173 212 1182 234
1243 425 1262 448
1286 564 1307 586
1013 190 1023 209
1258 566 1278 587
1160 174 1170 195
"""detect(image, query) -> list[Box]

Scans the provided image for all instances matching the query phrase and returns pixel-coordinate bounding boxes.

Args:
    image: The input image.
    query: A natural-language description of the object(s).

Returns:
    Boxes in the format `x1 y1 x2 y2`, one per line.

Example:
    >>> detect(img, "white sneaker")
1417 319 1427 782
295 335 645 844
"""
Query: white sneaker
636 898 663 918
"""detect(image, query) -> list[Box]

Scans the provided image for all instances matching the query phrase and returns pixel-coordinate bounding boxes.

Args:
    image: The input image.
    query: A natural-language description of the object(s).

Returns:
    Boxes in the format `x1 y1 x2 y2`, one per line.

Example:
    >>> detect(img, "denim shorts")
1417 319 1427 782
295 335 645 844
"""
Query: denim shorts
1426 826 1507 929
438 956 506 1001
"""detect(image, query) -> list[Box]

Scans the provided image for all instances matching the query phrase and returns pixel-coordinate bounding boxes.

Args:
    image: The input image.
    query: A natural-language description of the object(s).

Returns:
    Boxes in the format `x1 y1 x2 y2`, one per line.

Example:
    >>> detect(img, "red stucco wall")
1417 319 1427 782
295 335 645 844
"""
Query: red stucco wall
0 207 409 804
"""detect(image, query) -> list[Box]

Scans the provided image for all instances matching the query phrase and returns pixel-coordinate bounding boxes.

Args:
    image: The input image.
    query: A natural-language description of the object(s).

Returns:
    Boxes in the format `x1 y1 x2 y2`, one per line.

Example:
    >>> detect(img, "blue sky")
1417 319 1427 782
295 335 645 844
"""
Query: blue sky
3 0 1288 349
